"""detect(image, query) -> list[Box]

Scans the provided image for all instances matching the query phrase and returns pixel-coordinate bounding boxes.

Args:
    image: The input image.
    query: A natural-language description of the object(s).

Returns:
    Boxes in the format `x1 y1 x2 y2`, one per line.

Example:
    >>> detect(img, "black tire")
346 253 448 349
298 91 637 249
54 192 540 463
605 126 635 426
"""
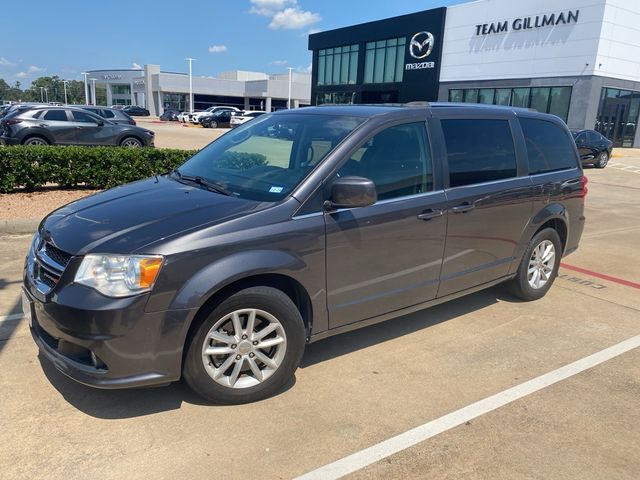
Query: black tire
183 286 306 404
209 120 218 129
120 136 143 148
595 151 609 168
22 136 49 146
505 228 562 301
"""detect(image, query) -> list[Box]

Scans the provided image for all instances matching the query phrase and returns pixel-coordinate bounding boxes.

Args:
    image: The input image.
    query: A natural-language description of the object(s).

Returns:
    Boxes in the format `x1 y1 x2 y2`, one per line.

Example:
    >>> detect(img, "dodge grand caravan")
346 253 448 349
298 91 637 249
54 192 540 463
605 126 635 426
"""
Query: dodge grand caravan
23 104 586 404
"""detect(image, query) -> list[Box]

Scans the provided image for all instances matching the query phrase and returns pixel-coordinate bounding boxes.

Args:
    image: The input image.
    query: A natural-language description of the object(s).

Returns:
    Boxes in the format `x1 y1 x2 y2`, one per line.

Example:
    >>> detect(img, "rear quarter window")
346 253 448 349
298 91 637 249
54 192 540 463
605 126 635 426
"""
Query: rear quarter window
441 118 517 187
520 117 578 174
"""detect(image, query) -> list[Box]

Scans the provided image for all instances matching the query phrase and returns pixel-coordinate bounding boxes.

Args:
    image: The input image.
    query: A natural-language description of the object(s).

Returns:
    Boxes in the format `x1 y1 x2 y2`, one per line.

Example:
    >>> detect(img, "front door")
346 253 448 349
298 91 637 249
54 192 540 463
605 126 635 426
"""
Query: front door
436 116 533 297
69 109 113 145
325 121 447 328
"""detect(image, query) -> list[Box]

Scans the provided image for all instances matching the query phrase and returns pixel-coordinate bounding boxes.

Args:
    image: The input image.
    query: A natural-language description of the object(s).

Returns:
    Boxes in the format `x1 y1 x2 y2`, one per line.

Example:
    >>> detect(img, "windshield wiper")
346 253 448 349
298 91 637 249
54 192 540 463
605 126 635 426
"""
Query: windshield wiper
171 169 232 196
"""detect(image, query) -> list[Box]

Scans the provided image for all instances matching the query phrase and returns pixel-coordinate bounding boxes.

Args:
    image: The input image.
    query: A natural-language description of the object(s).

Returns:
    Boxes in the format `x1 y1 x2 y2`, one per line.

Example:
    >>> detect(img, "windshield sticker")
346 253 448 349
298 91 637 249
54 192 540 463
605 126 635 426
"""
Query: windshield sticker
269 186 284 193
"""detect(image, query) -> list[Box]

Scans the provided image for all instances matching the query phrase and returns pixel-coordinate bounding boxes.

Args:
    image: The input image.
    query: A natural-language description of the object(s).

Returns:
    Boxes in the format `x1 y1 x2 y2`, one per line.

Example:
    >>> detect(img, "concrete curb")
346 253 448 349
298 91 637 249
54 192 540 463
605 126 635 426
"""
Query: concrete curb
0 219 40 235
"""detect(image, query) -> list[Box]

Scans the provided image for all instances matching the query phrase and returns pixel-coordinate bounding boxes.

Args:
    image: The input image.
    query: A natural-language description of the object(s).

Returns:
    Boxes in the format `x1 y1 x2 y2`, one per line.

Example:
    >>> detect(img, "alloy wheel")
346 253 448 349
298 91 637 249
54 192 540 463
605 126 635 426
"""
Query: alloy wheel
527 240 555 289
597 152 609 168
201 308 287 389
121 138 142 148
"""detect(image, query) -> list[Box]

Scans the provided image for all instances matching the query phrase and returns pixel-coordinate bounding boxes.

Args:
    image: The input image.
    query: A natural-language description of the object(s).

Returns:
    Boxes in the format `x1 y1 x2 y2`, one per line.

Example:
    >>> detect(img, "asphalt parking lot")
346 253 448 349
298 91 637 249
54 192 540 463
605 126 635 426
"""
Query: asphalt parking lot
1 156 639 479
136 118 226 150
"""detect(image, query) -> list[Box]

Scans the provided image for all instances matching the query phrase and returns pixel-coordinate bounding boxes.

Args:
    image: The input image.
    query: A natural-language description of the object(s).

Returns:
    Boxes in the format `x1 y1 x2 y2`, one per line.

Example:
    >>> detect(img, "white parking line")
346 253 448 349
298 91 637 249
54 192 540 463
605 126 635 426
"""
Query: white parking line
0 313 24 324
295 334 640 480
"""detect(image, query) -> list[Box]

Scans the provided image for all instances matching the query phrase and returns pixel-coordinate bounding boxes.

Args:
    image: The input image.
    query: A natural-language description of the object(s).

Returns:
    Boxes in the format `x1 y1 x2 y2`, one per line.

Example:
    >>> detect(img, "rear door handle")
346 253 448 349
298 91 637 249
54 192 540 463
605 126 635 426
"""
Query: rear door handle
417 209 443 221
450 203 475 214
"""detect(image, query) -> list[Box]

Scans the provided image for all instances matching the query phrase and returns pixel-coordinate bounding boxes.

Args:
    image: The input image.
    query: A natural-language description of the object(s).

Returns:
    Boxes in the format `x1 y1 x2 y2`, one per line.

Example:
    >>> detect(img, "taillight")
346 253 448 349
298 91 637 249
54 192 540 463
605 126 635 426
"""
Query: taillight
129 119 136 125
4 118 22 125
581 175 588 205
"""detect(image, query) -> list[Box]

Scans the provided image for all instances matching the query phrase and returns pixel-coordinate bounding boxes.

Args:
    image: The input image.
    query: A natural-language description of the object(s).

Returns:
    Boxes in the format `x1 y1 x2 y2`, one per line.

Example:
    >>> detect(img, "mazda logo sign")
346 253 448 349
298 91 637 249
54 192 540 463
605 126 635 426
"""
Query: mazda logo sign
409 31 435 59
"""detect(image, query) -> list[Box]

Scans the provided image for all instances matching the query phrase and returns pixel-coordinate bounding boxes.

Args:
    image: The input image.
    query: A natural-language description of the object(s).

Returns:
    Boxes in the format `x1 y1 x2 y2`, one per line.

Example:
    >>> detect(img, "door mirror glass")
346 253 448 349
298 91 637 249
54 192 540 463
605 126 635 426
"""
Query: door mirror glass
327 176 377 210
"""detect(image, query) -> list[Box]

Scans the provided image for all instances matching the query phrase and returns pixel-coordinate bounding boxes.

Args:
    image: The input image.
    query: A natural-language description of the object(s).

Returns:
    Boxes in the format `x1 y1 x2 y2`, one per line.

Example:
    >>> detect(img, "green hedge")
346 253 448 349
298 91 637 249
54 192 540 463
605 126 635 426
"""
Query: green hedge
0 146 197 192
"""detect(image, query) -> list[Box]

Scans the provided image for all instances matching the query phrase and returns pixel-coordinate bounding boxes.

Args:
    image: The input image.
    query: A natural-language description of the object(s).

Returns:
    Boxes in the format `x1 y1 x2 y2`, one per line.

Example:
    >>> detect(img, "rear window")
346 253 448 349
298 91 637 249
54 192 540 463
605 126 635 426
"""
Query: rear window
101 109 116 118
520 118 578 175
42 110 68 121
441 119 517 187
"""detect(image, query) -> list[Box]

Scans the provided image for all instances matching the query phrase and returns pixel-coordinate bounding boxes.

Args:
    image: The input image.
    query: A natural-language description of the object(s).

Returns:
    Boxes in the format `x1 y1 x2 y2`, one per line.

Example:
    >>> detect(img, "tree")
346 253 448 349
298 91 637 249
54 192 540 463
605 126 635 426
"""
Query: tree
0 76 93 104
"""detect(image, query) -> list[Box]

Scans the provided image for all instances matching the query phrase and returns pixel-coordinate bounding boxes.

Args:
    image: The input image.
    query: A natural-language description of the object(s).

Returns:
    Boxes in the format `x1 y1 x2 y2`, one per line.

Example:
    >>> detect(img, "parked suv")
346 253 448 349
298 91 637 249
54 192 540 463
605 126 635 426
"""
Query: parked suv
23 104 585 404
0 106 154 147
77 105 137 125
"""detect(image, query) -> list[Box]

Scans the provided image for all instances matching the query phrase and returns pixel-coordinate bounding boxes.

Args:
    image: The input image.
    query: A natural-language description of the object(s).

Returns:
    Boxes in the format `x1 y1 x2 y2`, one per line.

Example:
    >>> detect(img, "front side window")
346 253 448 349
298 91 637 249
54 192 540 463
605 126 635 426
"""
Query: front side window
72 110 99 123
441 119 517 187
520 118 578 175
336 122 432 200
43 110 68 121
178 113 365 201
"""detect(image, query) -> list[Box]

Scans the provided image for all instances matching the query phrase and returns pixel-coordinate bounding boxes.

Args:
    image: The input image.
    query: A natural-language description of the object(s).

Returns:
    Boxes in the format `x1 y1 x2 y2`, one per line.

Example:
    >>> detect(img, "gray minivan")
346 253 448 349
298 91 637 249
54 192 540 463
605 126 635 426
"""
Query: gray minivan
23 104 586 404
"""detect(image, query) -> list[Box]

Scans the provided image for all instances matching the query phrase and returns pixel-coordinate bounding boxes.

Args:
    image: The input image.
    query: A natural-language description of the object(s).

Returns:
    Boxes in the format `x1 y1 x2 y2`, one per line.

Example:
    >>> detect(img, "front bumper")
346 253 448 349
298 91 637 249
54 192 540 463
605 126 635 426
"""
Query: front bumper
24 270 194 389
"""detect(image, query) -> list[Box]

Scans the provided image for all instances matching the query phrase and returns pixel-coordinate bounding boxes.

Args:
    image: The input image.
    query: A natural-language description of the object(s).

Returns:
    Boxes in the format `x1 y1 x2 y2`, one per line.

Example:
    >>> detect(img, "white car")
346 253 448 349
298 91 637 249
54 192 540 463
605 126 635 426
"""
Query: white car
193 106 240 124
177 112 193 123
230 110 267 128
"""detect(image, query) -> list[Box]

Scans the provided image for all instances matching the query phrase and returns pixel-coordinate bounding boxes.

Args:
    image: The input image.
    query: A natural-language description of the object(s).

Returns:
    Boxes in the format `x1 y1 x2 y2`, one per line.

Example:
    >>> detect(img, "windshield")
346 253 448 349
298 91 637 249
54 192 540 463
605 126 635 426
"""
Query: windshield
176 113 365 201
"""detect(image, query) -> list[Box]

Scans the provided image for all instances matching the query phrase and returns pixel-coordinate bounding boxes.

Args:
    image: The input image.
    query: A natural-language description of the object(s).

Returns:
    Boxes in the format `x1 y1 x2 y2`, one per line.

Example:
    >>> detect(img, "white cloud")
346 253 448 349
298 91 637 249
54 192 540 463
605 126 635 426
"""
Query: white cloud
132 62 142 69
295 63 312 73
270 59 289 66
269 7 321 30
16 65 45 78
249 0 296 16
208 45 228 53
0 57 15 67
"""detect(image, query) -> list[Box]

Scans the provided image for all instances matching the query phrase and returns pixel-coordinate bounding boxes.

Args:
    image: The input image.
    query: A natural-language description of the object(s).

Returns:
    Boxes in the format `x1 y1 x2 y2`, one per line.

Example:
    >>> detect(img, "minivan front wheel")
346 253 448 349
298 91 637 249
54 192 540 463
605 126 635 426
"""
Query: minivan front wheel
184 286 306 404
506 228 562 301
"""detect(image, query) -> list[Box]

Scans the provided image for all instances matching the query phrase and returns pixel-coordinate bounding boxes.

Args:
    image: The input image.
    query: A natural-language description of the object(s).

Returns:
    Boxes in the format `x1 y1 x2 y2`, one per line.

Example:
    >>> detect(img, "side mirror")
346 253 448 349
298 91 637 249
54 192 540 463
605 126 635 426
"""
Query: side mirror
325 176 377 210
96 119 104 126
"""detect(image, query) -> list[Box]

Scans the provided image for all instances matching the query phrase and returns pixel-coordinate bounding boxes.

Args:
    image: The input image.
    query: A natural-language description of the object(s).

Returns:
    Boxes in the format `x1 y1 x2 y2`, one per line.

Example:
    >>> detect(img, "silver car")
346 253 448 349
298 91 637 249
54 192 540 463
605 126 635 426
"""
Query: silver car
0 106 154 147
75 105 137 125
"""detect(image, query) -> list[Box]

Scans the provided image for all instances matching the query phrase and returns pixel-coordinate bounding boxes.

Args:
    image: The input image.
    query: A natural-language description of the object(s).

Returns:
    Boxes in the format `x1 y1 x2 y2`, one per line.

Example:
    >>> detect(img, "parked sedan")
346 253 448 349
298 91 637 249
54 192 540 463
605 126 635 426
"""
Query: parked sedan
193 106 240 124
230 110 267 128
0 106 154 147
160 109 180 121
571 129 613 168
76 105 137 125
200 109 236 128
123 105 150 116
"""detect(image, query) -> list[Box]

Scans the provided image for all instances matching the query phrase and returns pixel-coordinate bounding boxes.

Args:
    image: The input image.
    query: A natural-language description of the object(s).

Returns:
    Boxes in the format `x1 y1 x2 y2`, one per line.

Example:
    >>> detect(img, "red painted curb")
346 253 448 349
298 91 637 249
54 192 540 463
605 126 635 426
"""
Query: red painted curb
560 263 640 290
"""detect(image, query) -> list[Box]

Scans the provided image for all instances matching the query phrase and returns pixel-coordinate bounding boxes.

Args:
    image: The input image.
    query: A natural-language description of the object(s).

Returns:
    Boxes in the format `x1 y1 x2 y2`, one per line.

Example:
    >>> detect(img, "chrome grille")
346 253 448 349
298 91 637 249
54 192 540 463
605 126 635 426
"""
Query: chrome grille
44 243 72 268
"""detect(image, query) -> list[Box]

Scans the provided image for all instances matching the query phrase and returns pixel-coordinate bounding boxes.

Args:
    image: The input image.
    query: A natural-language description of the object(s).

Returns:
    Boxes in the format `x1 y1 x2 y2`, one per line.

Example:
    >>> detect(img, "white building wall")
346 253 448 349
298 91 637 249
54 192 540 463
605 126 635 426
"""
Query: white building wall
596 0 640 82
440 0 612 82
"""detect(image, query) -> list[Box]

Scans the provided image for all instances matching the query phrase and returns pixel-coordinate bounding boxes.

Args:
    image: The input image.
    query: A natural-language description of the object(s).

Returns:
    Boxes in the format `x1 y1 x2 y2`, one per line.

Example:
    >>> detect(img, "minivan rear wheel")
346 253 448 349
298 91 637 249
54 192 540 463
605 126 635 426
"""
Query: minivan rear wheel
506 228 562 301
183 286 306 404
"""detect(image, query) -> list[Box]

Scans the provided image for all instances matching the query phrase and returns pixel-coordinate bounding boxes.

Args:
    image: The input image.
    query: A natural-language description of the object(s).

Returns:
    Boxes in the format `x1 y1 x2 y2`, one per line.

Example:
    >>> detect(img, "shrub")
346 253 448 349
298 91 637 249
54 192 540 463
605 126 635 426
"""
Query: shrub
0 146 197 192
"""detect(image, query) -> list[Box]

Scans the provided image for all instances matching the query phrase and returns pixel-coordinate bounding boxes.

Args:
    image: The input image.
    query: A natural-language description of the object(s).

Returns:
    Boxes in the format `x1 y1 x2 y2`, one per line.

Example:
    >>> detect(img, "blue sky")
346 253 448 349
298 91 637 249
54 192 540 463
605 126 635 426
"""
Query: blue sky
0 0 465 85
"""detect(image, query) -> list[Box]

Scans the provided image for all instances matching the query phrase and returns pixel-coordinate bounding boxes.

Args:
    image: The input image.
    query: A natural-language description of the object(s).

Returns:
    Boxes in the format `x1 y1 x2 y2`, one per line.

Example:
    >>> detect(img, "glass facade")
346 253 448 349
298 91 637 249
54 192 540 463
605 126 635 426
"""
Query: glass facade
448 86 572 122
162 93 188 111
595 87 640 148
363 37 406 84
316 91 357 105
317 45 359 86
110 84 131 95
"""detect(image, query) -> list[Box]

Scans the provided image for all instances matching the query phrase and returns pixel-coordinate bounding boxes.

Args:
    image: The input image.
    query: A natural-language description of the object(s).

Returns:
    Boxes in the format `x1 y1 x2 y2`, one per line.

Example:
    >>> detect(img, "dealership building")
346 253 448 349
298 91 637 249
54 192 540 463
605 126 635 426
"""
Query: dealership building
309 0 640 147
85 66 311 116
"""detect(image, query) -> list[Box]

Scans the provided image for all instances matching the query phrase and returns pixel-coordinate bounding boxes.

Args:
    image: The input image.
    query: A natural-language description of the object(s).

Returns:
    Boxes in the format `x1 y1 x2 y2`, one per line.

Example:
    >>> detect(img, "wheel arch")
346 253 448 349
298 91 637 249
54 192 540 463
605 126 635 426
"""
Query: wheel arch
20 128 53 144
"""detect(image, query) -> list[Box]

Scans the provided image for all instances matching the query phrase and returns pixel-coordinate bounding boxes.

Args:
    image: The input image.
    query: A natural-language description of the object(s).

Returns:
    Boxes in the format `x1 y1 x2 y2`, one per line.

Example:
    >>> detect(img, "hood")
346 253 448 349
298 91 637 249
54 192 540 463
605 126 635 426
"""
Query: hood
42 176 263 255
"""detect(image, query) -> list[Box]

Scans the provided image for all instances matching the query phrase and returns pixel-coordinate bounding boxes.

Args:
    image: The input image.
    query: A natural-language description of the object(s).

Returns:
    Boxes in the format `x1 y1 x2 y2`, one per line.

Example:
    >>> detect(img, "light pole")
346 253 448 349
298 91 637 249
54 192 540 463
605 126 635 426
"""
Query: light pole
287 67 293 109
185 57 196 113
90 78 97 105
62 80 69 104
81 72 89 105
39 87 44 103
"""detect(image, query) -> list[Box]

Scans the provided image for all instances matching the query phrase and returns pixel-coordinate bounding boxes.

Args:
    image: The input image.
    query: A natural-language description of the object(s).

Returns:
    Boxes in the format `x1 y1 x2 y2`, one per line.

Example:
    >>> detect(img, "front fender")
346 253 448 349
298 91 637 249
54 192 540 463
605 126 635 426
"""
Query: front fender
169 249 307 311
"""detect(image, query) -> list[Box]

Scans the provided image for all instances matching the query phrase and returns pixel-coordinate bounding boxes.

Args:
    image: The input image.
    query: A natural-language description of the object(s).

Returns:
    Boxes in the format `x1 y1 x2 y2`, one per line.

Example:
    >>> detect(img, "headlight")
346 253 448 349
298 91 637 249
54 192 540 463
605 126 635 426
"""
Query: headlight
74 254 163 297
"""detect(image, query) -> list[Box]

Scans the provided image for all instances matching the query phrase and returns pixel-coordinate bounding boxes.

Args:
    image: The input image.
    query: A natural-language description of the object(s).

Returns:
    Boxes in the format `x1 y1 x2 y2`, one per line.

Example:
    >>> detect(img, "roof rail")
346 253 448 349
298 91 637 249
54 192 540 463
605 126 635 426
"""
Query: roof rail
404 101 431 107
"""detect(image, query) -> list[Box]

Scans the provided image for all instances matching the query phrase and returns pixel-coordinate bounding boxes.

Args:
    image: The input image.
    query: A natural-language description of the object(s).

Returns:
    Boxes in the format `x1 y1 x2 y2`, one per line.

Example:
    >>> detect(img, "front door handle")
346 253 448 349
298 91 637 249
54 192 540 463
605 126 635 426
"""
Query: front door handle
417 209 443 221
450 203 475 214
